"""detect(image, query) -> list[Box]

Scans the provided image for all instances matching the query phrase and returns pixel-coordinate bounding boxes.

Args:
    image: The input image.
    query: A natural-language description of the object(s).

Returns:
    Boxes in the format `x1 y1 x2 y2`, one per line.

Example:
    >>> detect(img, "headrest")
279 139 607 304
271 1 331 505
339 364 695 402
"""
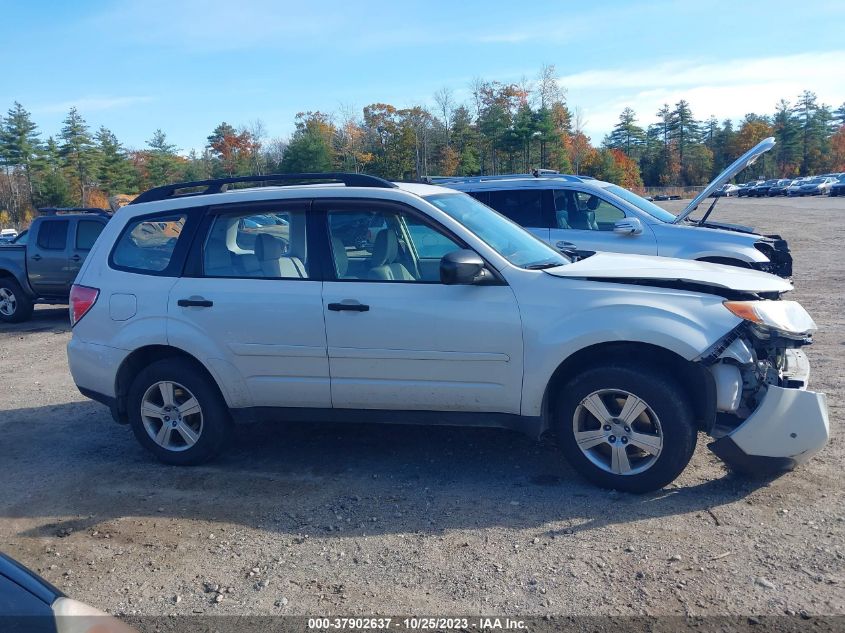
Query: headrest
331 237 348 277
255 233 282 261
586 196 600 211
371 229 398 267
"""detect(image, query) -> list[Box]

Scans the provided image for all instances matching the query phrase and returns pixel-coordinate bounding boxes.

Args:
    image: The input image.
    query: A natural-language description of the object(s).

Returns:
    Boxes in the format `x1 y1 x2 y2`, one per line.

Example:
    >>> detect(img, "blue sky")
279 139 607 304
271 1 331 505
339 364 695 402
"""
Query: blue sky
3 0 843 154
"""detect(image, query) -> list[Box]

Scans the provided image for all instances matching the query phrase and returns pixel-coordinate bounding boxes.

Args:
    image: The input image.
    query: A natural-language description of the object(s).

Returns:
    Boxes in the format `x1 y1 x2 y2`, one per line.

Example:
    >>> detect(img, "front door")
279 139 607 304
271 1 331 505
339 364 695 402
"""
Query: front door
29 219 70 296
550 189 657 255
319 200 524 413
167 202 331 409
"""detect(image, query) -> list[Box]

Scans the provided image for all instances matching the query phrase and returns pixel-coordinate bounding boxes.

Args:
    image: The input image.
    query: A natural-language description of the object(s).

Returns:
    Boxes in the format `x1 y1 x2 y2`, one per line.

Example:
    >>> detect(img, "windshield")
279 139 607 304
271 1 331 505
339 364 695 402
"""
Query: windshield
424 192 569 269
602 184 677 223
807 177 824 184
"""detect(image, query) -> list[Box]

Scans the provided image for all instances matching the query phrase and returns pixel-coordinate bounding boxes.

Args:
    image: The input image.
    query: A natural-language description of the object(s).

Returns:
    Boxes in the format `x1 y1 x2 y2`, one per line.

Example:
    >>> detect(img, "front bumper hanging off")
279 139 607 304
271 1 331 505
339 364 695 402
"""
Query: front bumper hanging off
709 385 829 476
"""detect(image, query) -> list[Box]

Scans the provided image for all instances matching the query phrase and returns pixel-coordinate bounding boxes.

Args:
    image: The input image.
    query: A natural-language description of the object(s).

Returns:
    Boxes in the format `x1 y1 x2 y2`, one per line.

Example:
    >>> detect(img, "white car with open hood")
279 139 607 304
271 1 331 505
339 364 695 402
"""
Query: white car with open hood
66 173 828 493
436 137 793 278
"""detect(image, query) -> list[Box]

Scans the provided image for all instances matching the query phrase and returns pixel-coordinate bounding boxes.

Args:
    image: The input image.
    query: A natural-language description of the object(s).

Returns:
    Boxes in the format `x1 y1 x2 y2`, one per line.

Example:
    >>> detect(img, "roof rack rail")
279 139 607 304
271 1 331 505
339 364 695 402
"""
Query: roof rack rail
130 173 398 205
38 207 111 217
426 173 584 185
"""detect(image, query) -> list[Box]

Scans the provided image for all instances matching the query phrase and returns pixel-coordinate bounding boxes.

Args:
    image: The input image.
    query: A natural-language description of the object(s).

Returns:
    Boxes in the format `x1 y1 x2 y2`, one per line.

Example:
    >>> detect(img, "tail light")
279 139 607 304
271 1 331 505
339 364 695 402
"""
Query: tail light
69 284 99 326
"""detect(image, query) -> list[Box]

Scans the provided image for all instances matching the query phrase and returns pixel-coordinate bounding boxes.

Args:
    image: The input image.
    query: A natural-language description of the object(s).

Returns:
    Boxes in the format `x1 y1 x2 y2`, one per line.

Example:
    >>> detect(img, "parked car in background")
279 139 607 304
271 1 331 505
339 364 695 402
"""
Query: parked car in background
737 180 764 197
0 208 109 322
0 551 137 632
792 176 837 196
437 138 792 278
828 175 845 197
713 183 739 197
767 179 795 196
67 172 827 492
0 229 18 243
748 179 778 197
753 179 792 197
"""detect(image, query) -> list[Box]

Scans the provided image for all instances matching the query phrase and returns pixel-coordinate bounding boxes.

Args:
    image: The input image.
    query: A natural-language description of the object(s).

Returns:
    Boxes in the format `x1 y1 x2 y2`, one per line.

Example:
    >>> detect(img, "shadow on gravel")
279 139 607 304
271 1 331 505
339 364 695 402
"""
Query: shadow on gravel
0 400 769 541
0 306 69 334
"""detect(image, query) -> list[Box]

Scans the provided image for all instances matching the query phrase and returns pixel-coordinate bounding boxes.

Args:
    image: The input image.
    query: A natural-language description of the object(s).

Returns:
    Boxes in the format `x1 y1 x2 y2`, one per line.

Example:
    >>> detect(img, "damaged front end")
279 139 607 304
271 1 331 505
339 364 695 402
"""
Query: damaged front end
753 235 793 278
697 302 829 476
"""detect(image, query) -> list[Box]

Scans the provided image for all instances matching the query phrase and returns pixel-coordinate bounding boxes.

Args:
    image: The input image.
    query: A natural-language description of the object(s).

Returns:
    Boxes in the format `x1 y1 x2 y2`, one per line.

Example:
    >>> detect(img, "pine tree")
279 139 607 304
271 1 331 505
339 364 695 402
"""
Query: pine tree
59 107 97 205
95 127 135 195
0 102 41 222
33 137 73 208
606 108 645 158
670 100 699 183
772 100 801 176
145 129 181 187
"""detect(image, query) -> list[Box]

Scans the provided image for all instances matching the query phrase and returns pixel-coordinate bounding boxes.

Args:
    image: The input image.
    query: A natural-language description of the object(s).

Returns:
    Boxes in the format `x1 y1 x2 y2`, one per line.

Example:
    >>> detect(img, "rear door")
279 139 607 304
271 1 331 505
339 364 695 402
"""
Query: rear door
469 189 552 243
167 201 331 409
28 218 70 296
69 218 107 282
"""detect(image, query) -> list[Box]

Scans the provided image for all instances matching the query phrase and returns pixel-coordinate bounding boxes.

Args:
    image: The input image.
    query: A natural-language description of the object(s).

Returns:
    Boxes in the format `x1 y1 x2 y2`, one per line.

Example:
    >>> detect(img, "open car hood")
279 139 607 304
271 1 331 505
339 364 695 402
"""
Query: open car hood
673 136 776 223
545 252 792 294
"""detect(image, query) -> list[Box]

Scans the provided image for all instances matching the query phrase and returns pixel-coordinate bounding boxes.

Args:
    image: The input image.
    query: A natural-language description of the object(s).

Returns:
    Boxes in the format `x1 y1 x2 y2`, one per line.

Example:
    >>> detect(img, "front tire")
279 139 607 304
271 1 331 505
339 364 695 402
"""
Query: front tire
0 277 33 323
128 357 231 465
555 364 697 493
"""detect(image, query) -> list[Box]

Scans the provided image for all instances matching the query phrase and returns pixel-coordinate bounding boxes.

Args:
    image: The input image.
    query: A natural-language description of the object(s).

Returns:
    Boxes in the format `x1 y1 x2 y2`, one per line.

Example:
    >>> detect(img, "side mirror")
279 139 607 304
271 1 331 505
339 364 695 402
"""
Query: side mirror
613 217 643 235
440 249 487 285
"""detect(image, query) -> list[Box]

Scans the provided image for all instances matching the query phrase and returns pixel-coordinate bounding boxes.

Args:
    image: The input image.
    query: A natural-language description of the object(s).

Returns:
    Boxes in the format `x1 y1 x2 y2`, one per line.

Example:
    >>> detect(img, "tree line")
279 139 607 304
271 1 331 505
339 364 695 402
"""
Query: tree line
2 64 844 226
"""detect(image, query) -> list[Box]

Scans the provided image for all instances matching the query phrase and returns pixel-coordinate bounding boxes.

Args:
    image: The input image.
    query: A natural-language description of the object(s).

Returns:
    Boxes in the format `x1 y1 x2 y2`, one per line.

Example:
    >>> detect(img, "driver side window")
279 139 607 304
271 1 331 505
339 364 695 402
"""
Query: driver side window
554 190 625 231
327 208 461 282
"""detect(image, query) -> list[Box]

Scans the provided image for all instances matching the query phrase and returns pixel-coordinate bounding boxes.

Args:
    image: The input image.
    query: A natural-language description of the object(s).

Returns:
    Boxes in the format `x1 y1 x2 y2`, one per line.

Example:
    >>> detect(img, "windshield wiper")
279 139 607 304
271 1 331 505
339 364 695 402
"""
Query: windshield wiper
524 260 565 270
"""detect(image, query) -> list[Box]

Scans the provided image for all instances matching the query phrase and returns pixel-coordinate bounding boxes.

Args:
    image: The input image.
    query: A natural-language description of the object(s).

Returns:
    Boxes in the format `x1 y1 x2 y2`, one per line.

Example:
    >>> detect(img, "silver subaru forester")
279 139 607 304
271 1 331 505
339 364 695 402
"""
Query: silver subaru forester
436 138 792 278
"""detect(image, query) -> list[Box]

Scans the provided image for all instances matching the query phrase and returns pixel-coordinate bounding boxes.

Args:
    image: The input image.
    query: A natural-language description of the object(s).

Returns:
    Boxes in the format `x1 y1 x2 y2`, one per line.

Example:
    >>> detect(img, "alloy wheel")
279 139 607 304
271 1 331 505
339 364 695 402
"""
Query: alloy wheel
0 288 16 316
140 381 203 452
572 388 663 476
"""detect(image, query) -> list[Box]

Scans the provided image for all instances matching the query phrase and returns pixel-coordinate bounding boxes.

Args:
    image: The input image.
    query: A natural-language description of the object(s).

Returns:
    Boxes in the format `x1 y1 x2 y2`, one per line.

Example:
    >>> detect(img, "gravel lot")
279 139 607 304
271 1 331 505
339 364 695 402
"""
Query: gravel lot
0 196 842 618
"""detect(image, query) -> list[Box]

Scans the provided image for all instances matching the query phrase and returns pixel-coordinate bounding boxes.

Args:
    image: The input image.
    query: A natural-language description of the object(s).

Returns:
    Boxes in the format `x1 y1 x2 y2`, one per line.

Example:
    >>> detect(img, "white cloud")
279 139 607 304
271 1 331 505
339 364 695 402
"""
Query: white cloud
560 52 845 141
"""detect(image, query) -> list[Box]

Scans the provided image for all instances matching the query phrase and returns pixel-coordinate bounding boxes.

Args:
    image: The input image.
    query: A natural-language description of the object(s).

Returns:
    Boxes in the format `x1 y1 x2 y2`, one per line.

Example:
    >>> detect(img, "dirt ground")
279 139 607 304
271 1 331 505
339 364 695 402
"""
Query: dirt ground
0 196 842 618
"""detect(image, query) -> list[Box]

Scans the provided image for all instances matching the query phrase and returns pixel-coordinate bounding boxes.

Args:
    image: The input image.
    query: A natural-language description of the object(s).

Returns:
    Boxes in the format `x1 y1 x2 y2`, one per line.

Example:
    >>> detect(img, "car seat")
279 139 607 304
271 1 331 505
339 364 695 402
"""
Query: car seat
255 233 306 278
368 230 416 280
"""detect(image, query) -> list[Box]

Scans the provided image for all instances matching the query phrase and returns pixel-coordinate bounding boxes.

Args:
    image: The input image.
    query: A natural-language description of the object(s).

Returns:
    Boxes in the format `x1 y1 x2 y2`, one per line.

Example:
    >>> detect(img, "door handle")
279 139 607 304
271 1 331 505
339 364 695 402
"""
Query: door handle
70 254 81 262
178 298 213 308
31 254 42 261
328 302 369 312
556 241 577 250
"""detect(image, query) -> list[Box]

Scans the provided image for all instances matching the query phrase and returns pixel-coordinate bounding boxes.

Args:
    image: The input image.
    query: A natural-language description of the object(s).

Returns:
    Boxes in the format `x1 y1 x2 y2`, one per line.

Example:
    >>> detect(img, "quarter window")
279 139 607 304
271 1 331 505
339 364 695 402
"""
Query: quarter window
37 220 69 250
203 210 308 279
111 214 187 272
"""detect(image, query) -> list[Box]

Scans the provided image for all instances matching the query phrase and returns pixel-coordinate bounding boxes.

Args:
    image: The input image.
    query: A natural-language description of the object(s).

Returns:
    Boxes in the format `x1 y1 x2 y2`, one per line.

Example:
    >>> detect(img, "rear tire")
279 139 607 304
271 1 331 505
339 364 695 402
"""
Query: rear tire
128 357 231 465
555 364 697 493
0 277 34 323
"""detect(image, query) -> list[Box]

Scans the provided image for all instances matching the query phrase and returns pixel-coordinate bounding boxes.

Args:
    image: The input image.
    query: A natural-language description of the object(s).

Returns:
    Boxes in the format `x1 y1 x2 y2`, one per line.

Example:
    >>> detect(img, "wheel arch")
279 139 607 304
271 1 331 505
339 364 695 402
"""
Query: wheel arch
541 341 716 436
113 345 229 424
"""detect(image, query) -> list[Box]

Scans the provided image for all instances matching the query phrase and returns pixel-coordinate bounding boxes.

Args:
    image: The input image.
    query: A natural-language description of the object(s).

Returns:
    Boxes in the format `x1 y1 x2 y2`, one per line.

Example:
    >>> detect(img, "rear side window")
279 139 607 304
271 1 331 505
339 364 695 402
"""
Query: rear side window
75 220 105 250
203 210 309 279
36 220 69 250
486 190 544 227
111 214 187 273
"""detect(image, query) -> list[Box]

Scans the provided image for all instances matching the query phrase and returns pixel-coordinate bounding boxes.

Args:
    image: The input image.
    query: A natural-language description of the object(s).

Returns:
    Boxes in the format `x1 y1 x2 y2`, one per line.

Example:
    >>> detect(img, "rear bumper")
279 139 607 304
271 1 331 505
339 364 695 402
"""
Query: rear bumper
708 385 829 476
67 338 126 401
